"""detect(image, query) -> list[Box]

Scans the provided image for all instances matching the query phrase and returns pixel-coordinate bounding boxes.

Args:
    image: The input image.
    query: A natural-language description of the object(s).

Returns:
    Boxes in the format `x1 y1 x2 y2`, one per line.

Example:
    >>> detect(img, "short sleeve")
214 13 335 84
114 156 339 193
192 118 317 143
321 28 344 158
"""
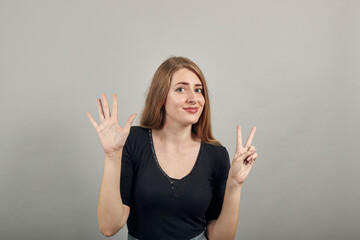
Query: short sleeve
120 128 134 207
204 146 230 221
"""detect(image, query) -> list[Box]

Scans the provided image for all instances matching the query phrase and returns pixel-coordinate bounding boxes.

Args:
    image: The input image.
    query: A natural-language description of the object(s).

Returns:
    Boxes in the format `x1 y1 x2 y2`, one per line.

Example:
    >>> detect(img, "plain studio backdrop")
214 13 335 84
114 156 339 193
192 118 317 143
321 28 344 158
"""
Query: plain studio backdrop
1 0 359 239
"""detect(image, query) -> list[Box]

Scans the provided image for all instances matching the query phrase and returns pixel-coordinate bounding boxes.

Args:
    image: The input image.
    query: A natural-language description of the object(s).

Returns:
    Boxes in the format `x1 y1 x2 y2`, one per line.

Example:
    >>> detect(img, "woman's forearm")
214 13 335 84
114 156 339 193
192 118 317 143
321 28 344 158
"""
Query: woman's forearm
212 180 243 240
97 151 126 236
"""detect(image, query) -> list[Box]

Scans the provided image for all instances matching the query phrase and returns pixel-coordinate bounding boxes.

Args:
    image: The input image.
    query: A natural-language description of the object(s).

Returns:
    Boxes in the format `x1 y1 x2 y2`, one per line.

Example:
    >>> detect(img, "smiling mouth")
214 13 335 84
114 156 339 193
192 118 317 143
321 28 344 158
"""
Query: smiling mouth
183 108 198 113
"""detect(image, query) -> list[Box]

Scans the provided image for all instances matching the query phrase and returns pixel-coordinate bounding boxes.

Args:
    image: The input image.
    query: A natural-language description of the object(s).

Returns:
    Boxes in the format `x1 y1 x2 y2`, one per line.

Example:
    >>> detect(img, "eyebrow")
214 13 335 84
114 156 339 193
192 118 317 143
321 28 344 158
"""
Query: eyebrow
175 82 203 87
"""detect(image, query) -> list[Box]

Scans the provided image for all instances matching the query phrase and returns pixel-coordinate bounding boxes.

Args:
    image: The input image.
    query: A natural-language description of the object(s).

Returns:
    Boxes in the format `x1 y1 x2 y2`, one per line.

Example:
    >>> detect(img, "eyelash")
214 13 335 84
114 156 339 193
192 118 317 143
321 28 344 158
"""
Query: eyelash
176 87 203 93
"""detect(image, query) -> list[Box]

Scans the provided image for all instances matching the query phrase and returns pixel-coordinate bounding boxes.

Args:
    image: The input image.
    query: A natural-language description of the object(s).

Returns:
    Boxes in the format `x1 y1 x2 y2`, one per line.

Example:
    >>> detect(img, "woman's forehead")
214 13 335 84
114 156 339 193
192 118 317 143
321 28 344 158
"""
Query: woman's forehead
171 68 202 85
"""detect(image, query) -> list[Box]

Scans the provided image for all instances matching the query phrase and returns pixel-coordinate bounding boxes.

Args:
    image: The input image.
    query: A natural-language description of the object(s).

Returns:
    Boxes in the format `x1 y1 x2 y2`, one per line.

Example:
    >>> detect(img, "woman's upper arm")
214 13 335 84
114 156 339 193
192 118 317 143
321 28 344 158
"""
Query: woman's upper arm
206 220 216 240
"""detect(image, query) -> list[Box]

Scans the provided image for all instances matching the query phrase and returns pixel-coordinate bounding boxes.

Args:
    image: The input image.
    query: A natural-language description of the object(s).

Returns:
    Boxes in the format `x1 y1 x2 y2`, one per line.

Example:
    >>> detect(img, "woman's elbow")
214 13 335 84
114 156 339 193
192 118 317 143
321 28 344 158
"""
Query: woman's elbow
99 225 120 237
99 222 127 237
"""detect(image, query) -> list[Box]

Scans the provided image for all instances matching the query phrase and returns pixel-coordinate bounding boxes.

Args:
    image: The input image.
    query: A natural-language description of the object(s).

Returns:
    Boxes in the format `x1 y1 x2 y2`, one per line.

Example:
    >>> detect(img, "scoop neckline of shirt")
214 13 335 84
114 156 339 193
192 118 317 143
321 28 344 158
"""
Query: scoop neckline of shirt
148 128 203 182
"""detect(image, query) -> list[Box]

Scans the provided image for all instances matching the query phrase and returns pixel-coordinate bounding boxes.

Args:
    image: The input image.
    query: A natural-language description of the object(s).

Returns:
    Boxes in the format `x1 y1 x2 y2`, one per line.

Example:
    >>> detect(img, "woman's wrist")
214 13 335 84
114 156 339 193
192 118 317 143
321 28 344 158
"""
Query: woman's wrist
226 178 243 191
104 149 123 161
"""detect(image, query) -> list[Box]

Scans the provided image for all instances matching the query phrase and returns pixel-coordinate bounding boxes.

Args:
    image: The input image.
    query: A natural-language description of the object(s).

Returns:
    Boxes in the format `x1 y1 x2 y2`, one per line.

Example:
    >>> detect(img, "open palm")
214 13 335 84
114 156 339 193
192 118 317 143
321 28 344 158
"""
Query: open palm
86 93 137 156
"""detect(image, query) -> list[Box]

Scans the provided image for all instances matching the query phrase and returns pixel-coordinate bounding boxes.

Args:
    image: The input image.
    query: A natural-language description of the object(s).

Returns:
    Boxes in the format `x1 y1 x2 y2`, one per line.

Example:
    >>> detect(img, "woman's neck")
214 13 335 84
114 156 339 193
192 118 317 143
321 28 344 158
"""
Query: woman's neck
152 124 199 148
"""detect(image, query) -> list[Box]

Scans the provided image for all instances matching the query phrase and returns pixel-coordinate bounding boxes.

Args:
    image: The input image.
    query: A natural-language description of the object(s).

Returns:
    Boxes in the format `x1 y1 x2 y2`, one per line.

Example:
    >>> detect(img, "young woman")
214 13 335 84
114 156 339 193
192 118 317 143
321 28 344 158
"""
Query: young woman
87 56 258 240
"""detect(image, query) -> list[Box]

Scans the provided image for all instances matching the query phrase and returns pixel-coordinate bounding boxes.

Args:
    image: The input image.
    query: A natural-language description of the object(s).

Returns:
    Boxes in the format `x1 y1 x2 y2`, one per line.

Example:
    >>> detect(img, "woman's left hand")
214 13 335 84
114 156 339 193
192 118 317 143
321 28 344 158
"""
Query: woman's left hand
228 125 258 186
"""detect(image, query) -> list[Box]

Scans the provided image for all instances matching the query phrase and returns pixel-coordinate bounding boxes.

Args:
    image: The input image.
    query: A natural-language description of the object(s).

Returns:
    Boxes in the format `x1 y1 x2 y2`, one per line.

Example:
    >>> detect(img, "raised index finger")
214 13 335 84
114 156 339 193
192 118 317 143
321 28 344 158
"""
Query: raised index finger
112 93 118 121
235 125 243 155
244 126 256 149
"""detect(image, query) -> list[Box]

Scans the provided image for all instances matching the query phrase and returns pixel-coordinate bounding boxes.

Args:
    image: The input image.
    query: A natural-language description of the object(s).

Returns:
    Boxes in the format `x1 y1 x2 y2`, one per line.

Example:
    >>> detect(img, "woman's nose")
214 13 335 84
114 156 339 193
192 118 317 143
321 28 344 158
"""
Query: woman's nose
186 89 197 102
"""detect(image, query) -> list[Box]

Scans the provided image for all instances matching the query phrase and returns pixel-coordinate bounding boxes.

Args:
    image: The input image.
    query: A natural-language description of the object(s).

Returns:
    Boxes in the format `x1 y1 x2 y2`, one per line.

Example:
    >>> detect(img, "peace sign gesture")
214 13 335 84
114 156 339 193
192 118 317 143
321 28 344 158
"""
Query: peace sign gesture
228 125 258 186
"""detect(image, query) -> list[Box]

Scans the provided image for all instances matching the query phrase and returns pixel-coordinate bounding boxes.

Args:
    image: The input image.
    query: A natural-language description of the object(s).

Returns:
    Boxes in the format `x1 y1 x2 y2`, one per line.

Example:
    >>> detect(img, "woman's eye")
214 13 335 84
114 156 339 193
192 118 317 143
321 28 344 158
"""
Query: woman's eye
176 87 203 93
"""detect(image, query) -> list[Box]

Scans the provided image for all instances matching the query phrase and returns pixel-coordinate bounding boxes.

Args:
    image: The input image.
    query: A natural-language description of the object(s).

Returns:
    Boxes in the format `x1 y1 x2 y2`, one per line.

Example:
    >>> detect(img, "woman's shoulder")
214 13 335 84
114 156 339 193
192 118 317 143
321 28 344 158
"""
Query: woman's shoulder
201 142 230 174
129 125 149 134
126 126 150 144
202 141 229 160
128 125 151 136
202 140 226 151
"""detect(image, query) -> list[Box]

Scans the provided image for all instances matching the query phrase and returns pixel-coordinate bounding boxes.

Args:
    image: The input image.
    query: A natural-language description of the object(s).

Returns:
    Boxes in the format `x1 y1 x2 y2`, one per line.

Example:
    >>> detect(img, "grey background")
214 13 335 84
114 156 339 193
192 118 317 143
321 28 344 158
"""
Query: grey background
1 0 359 239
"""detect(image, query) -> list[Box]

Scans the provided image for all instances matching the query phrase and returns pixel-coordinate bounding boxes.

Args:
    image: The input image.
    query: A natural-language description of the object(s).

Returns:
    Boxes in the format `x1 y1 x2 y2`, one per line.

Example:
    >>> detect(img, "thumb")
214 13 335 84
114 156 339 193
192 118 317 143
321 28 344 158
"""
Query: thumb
240 148 256 161
124 113 137 130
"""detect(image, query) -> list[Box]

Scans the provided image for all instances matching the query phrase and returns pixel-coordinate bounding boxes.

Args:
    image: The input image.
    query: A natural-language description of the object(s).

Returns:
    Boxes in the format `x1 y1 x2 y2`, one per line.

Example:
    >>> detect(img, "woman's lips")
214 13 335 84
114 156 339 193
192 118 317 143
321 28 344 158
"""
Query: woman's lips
184 107 198 113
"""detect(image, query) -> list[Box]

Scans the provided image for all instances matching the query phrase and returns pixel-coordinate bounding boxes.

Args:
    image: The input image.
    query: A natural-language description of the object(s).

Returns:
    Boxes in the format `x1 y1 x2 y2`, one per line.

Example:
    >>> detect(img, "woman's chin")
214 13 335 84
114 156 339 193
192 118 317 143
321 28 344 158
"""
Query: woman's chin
184 118 200 125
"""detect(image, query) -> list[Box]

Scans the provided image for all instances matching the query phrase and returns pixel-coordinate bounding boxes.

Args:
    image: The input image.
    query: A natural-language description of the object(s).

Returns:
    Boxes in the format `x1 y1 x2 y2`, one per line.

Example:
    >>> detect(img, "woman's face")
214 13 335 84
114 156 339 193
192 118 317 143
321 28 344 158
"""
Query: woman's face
163 68 205 127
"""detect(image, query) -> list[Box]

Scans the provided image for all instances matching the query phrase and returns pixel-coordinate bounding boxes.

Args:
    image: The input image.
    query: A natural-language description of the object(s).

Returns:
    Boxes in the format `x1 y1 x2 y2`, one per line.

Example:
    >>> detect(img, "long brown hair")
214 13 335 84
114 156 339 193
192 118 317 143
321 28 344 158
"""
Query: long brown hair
139 56 221 146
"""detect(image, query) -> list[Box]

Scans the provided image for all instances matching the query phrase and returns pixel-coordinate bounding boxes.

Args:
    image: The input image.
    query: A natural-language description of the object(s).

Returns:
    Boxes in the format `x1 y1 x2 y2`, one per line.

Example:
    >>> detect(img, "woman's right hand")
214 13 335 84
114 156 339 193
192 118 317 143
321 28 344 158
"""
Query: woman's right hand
86 93 137 156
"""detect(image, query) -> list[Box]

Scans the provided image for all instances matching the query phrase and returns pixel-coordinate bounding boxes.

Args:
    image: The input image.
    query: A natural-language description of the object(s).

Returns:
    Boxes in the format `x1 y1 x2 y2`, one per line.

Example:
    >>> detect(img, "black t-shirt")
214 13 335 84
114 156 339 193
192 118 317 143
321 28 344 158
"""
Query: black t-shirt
120 126 230 240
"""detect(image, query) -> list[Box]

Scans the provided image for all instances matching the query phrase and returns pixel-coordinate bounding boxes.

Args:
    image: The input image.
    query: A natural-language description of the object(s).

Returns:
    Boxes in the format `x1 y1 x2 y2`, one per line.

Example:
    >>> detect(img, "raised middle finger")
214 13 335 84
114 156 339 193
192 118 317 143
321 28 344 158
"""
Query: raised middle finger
102 93 111 118
244 126 256 149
